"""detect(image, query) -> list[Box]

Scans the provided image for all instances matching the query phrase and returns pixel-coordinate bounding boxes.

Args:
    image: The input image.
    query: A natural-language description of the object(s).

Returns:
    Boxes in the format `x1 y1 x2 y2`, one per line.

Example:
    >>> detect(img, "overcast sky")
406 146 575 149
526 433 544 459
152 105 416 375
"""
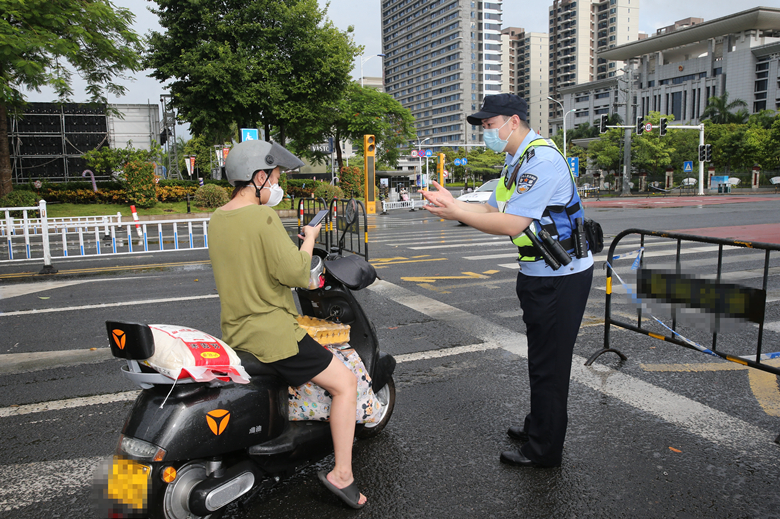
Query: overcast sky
23 0 763 109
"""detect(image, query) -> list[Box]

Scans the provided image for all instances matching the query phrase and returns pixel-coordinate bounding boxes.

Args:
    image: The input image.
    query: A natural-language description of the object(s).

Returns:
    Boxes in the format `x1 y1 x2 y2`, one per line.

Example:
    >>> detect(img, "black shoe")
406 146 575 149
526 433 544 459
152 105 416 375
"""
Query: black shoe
500 450 540 467
507 426 529 442
500 450 558 468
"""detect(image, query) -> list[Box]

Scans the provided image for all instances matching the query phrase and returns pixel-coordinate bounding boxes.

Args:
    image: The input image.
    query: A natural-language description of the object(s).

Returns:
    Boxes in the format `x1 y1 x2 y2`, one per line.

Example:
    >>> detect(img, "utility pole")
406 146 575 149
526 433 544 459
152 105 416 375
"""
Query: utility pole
621 63 634 196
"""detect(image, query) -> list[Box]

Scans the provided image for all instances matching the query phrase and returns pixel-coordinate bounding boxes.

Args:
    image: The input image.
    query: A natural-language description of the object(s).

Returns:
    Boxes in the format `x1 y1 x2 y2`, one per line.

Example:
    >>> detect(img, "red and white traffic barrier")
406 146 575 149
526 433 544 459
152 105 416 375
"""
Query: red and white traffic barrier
130 205 143 239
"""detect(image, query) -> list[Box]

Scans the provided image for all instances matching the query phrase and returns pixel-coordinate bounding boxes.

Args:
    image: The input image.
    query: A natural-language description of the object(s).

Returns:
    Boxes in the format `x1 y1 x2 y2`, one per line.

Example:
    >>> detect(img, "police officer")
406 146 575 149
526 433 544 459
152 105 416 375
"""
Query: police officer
422 94 593 468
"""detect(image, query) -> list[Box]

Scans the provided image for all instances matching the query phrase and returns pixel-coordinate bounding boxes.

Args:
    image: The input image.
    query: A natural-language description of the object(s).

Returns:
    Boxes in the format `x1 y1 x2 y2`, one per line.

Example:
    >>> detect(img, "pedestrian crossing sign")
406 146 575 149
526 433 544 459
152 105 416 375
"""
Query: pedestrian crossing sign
683 161 693 173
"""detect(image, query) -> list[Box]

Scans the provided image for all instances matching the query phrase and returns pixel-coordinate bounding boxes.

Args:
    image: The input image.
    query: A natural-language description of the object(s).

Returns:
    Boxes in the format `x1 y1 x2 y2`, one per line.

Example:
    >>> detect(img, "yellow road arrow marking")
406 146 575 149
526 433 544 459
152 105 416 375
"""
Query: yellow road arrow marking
401 271 489 283
370 255 447 269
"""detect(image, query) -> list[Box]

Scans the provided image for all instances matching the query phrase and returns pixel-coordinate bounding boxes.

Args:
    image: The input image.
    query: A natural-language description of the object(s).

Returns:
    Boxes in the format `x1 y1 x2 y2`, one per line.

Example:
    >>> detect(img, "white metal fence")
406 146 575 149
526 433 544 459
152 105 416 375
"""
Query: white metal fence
380 199 426 213
1 200 209 272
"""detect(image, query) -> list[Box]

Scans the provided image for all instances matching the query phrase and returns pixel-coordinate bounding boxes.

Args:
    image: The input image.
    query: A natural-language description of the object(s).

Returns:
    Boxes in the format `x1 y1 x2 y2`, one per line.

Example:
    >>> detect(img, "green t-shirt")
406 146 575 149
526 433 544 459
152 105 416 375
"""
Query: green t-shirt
208 205 309 362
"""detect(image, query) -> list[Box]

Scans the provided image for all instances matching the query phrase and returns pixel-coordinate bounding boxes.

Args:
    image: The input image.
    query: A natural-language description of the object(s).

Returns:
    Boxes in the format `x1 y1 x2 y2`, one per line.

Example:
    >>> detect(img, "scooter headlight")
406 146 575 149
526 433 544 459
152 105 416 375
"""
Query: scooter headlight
118 435 166 462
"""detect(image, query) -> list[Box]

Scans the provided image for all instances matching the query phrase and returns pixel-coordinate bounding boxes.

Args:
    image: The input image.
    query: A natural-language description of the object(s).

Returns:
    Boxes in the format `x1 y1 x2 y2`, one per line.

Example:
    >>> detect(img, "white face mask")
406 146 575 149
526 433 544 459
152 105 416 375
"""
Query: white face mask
263 183 285 207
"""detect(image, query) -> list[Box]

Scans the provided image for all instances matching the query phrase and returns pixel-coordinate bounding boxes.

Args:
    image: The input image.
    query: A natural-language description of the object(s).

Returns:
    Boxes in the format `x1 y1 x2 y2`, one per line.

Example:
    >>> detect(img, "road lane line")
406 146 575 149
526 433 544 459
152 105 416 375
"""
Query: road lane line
0 391 139 418
395 342 502 363
0 348 114 375
409 240 517 250
0 294 219 317
0 276 157 299
367 280 778 453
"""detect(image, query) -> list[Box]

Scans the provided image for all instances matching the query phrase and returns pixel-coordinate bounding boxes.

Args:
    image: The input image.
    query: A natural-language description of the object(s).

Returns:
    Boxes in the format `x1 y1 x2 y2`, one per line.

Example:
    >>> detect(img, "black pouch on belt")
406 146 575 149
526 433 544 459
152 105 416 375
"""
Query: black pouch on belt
583 218 604 254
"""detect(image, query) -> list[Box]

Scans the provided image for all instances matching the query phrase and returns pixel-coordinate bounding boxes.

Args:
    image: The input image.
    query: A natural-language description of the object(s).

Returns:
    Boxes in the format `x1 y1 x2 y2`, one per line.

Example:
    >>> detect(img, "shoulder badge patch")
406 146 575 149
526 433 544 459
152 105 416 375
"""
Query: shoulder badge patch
525 148 536 163
516 173 538 193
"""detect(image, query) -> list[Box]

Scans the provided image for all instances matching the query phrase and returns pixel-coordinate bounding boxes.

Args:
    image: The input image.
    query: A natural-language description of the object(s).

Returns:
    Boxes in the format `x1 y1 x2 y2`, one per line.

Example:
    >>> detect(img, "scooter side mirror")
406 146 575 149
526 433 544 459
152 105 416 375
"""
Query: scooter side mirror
344 199 358 227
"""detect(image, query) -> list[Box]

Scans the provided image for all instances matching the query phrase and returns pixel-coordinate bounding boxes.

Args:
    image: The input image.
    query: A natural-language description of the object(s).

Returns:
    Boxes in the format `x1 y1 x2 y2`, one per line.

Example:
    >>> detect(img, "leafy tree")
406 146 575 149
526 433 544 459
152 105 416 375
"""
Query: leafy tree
464 147 504 179
701 92 748 124
631 112 674 176
768 117 780 171
666 126 700 173
146 0 359 148
338 165 363 199
0 0 144 196
83 143 162 177
587 129 622 174
123 160 157 208
291 82 416 172
743 126 773 171
747 110 778 130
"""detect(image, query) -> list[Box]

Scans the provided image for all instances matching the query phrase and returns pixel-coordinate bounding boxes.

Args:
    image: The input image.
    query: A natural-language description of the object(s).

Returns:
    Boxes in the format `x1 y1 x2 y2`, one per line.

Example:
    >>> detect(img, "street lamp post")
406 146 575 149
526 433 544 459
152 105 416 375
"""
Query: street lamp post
547 97 580 159
360 53 386 88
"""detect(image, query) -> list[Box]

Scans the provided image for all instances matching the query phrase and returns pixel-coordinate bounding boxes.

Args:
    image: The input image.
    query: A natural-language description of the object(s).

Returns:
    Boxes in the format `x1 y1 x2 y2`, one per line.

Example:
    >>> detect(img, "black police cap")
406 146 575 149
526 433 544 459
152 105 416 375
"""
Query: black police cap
467 94 528 126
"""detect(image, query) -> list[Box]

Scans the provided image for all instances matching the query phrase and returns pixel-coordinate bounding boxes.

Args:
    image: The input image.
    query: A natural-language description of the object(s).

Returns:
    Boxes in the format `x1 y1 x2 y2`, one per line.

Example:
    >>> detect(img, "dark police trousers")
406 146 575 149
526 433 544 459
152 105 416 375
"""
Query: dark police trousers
515 265 593 466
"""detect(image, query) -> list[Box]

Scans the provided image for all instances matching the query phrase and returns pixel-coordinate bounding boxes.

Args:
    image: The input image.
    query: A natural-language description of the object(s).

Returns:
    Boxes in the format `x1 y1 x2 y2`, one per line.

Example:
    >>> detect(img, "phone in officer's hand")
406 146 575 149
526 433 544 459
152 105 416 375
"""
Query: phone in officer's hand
307 209 329 227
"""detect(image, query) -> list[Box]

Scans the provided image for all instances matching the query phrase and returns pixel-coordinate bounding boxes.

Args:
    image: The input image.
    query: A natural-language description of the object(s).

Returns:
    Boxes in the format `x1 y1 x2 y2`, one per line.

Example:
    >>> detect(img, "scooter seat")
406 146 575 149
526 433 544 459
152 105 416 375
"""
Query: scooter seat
236 350 280 377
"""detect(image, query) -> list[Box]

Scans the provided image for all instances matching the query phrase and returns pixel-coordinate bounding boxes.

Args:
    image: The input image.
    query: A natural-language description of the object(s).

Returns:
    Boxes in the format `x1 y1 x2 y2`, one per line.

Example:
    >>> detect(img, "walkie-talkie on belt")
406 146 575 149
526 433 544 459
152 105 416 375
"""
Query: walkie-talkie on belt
573 217 587 259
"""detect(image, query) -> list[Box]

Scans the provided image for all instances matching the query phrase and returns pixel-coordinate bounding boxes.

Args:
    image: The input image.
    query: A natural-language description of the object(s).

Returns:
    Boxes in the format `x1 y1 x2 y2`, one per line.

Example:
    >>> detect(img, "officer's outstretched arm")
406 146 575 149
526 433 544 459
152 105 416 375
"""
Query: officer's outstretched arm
458 211 531 237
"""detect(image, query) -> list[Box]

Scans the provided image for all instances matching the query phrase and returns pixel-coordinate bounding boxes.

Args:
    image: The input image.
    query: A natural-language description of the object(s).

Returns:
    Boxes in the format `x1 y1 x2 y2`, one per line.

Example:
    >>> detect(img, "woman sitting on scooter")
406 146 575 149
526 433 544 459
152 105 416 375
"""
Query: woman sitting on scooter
208 140 368 509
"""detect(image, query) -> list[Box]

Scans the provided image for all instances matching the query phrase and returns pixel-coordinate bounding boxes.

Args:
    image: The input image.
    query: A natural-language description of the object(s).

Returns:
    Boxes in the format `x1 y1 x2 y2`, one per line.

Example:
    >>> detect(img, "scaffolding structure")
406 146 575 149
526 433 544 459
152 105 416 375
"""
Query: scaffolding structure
159 94 181 179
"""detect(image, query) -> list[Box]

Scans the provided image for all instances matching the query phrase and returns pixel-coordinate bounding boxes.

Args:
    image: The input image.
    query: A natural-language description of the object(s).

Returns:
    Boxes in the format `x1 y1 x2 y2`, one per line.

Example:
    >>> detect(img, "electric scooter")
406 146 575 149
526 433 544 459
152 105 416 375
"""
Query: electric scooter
93 235 396 518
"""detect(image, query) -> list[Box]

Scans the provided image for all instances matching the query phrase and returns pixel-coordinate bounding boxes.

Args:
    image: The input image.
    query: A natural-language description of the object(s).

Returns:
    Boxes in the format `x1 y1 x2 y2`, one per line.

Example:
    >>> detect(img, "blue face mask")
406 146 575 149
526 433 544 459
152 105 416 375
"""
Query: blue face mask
482 117 514 153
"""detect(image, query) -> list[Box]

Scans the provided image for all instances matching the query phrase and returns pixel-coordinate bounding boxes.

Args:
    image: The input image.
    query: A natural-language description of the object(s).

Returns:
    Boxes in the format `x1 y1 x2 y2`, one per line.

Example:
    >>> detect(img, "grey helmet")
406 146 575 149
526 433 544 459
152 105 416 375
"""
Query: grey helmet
224 140 305 186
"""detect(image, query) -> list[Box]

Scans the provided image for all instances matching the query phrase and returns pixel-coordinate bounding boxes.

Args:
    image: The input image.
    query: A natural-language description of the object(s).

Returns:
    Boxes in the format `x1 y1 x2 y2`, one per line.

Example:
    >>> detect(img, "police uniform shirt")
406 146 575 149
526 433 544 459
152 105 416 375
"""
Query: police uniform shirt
487 129 594 277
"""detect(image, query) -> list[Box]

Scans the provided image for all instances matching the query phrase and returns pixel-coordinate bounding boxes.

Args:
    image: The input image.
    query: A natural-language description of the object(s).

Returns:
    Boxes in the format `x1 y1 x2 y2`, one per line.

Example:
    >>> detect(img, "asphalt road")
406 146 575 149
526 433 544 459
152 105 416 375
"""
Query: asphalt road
1 194 780 518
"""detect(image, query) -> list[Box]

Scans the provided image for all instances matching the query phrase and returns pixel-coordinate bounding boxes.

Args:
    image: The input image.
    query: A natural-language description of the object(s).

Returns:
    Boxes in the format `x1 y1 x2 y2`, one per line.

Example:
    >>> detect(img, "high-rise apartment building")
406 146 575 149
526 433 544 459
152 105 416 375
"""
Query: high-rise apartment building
502 27 550 135
548 0 639 133
381 0 504 151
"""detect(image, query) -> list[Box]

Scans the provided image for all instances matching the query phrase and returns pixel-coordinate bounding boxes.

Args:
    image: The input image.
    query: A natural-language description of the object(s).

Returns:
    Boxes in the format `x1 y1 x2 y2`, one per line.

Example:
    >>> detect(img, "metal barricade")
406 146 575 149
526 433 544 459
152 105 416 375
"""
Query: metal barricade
380 200 416 213
588 229 780 378
296 197 330 250
330 198 369 261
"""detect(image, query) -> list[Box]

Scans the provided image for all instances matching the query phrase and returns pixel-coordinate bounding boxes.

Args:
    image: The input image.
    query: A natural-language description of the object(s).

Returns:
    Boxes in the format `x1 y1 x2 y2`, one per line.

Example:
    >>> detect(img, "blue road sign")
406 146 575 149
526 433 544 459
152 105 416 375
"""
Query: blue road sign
461 158 468 165
425 149 433 157
683 161 693 173
241 128 259 142
454 159 462 166
567 157 579 177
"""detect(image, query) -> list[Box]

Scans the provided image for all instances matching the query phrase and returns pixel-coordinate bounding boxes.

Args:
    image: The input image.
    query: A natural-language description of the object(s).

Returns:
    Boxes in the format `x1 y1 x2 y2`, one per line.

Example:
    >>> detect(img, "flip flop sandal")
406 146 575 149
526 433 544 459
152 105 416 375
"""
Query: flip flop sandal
318 470 366 509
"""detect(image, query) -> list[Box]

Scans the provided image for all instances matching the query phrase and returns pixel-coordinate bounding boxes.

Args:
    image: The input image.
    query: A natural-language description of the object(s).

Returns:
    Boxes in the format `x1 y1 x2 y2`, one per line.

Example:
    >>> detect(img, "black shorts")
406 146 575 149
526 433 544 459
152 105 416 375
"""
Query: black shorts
267 334 334 387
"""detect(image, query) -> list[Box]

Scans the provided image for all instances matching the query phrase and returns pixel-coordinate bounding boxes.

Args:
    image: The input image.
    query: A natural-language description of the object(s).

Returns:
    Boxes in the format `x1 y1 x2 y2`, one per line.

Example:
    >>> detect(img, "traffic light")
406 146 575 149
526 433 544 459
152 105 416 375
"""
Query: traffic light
437 153 445 185
363 135 376 214
698 144 707 162
636 116 644 135
659 118 668 137
705 144 713 162
599 114 608 134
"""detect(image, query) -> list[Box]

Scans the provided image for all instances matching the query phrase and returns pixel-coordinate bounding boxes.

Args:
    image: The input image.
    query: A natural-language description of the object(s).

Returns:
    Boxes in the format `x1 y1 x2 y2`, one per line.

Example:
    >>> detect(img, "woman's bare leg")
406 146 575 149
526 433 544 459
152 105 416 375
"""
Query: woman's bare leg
311 355 367 505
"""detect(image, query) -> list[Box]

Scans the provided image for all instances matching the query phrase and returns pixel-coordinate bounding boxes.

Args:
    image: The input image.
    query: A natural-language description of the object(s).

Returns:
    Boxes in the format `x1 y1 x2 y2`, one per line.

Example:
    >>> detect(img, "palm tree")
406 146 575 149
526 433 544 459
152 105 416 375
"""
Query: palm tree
701 92 748 124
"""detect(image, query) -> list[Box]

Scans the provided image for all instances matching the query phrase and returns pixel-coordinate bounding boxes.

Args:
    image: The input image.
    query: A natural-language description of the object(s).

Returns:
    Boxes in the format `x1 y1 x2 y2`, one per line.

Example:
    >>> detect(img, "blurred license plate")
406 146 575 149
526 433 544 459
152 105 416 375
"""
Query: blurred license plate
106 457 151 511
